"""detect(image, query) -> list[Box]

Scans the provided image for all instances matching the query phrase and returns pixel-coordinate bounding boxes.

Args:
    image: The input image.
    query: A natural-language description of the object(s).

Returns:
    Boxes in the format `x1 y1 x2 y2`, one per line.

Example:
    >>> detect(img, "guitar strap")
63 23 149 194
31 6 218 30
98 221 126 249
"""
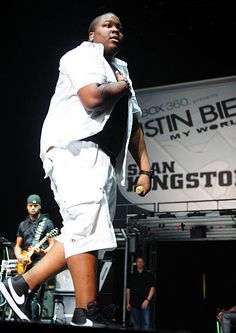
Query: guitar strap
31 217 47 247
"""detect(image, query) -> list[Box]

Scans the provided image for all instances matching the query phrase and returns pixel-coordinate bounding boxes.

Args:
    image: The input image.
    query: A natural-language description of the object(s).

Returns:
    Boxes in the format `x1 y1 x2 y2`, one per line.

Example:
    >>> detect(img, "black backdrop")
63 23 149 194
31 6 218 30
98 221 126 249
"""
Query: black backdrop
156 240 236 332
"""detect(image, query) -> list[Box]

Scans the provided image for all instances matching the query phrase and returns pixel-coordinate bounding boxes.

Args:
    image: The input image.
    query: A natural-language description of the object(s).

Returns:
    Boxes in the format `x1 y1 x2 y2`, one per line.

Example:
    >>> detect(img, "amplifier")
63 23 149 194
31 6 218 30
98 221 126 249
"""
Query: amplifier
41 290 75 324
53 292 75 324
55 269 74 292
41 290 55 319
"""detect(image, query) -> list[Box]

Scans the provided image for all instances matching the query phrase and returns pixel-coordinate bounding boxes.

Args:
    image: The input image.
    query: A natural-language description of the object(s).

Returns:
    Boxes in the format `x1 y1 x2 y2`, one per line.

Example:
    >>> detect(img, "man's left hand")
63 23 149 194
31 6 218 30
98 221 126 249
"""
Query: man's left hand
141 299 149 309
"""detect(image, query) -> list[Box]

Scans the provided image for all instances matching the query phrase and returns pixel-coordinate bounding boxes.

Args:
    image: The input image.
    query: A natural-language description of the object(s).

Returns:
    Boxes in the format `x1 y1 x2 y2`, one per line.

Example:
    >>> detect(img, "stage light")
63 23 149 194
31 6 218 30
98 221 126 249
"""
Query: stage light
219 209 236 216
159 212 176 218
187 211 206 217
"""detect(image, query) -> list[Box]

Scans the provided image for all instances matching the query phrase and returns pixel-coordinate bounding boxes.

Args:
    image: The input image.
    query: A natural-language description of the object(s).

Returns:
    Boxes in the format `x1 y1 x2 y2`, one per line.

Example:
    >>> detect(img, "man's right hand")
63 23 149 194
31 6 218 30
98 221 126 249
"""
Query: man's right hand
127 304 131 311
18 255 31 265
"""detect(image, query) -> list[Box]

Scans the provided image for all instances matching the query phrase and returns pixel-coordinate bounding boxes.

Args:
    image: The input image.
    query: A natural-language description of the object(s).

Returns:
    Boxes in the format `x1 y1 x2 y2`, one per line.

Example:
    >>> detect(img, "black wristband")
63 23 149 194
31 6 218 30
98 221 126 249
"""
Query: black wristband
139 169 154 178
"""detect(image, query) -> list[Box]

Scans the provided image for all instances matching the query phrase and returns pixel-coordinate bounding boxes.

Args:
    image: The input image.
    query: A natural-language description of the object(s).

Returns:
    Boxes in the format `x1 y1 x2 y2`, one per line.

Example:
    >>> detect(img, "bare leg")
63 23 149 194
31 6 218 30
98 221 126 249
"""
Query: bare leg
23 241 66 290
23 243 97 310
67 252 97 310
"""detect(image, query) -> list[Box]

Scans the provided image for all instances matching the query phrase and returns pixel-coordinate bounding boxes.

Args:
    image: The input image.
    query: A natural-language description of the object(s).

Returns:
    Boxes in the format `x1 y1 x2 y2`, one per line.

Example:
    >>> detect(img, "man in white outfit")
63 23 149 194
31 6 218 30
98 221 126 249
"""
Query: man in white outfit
0 12 153 327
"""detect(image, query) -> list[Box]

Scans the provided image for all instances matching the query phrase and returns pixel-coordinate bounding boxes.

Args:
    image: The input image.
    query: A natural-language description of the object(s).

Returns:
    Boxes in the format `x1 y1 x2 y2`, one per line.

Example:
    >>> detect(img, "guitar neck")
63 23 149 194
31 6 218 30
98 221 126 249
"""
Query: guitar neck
37 235 48 248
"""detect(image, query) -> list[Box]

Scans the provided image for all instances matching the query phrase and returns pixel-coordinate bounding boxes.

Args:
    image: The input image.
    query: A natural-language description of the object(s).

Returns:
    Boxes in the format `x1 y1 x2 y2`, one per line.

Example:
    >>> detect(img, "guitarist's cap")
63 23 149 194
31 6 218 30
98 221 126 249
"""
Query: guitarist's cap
27 194 41 205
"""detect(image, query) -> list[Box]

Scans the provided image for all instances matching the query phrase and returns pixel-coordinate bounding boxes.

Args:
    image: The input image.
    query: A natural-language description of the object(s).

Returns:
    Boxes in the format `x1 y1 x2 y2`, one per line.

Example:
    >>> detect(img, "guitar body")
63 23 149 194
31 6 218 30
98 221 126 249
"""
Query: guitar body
16 228 58 275
16 250 31 275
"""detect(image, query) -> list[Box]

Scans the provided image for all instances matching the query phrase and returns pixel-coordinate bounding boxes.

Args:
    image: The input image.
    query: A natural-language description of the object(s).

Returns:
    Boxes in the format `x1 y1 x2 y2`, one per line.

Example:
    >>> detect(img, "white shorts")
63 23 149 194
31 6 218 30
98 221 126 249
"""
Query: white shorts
43 141 117 259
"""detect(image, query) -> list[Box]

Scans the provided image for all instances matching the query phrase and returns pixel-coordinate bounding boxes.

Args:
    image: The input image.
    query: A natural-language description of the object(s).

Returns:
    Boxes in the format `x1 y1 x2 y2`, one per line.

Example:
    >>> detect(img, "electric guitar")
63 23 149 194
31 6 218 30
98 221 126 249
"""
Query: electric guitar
17 227 59 275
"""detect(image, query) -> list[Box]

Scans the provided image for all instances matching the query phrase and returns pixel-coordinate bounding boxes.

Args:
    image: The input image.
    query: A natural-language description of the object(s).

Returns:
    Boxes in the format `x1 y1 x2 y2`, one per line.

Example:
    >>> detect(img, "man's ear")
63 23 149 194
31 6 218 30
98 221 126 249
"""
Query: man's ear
89 32 94 42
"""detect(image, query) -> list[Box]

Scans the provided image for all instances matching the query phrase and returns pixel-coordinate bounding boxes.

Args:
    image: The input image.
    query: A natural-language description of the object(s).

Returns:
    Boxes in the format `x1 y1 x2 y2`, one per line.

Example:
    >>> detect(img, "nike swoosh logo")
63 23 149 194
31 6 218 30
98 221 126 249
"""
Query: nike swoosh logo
9 278 25 305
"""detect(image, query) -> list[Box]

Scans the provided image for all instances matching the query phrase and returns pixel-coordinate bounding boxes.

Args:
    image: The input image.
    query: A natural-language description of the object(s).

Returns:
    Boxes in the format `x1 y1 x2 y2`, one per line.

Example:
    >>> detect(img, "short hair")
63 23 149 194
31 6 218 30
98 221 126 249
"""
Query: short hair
135 256 145 262
88 12 118 34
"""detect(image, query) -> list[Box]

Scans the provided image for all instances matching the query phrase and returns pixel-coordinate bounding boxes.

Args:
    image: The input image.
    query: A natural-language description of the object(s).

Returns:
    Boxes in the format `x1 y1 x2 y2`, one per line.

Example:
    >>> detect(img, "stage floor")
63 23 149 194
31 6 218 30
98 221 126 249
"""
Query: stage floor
0 319 207 333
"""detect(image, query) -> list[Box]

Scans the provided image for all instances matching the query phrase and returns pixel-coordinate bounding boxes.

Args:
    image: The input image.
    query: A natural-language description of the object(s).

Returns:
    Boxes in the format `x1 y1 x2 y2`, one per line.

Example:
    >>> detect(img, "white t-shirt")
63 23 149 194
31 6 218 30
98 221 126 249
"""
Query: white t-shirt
40 41 142 185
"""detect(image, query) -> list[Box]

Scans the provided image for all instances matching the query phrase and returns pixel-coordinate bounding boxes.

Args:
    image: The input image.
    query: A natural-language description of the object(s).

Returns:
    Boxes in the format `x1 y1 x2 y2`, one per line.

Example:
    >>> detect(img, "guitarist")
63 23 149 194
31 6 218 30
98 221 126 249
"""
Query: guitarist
14 194 55 321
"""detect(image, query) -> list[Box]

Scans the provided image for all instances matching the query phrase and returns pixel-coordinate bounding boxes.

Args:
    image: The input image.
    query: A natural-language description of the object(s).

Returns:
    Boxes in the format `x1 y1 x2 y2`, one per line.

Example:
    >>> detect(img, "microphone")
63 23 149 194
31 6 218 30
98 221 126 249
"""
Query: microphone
135 185 145 195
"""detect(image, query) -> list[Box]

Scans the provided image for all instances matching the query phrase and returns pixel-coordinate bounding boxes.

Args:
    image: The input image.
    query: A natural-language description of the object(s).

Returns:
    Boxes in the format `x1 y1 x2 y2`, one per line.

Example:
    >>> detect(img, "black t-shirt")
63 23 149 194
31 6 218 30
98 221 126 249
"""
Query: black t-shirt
84 95 128 166
127 269 156 308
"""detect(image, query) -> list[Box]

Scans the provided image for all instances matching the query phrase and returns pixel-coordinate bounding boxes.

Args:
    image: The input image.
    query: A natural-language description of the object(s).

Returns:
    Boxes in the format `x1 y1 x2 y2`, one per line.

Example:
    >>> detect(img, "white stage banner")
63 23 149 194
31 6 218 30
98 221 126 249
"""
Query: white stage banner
118 76 236 211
